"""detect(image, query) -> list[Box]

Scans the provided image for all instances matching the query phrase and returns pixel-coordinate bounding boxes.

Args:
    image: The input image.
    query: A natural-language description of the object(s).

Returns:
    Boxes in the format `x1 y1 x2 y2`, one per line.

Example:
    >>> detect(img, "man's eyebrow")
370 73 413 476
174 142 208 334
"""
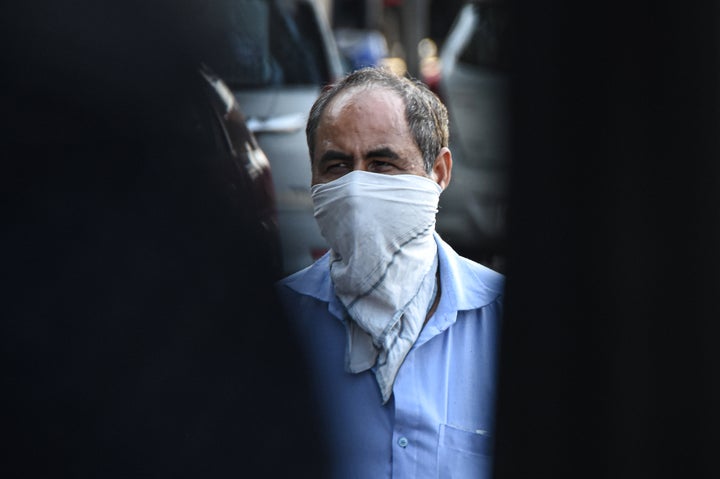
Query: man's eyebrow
366 147 400 160
318 150 353 164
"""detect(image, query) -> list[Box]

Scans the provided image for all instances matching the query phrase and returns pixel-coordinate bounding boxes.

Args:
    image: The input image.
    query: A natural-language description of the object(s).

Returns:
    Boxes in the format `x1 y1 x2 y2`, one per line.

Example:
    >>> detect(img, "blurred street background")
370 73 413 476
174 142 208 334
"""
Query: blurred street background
193 0 512 276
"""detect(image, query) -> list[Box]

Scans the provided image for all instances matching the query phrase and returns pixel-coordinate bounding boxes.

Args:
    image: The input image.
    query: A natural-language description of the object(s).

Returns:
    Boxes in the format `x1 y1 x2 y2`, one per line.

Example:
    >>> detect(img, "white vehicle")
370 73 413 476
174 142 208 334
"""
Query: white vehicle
211 0 345 275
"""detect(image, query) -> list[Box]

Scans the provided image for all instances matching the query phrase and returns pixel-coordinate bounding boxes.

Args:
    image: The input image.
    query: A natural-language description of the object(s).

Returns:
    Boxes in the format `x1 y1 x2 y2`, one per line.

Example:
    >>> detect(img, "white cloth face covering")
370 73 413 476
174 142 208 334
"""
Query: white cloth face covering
311 170 442 403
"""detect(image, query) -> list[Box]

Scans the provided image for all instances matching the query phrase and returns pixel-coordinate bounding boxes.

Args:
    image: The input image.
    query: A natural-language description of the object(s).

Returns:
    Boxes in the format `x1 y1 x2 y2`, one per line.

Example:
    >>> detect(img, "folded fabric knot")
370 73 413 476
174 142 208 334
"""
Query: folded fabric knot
312 170 443 403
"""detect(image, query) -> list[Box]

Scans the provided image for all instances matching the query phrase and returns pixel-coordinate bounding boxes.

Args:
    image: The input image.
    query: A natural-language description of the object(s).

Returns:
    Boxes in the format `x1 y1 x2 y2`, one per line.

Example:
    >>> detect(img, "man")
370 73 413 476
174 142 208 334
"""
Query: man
276 67 504 478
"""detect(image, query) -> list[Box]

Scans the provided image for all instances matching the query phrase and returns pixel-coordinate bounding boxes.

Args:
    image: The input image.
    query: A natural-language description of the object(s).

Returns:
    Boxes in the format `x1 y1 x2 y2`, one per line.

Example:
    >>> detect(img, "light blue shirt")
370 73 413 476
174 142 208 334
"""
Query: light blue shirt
277 234 504 479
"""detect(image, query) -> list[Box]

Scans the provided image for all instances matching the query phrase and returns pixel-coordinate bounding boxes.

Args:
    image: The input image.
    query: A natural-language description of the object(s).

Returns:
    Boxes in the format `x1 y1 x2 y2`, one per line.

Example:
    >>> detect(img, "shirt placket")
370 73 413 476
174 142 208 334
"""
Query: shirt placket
391 351 421 478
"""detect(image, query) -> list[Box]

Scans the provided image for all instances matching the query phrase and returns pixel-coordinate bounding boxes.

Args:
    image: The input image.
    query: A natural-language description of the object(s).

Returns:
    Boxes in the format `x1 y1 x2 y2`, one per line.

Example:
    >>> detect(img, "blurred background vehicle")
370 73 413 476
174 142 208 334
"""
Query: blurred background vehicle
199 65 282 277
434 0 511 270
206 0 345 275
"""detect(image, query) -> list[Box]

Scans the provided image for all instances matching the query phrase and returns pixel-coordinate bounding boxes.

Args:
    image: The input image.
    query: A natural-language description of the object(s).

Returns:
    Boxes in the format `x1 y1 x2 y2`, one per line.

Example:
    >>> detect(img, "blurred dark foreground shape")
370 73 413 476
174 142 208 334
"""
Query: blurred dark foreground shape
1 1 327 477
493 1 720 478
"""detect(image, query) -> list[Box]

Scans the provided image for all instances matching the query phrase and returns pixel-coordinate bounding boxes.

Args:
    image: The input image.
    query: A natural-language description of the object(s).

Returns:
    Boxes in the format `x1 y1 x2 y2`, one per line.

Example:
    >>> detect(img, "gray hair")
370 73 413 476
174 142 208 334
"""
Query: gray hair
306 66 449 173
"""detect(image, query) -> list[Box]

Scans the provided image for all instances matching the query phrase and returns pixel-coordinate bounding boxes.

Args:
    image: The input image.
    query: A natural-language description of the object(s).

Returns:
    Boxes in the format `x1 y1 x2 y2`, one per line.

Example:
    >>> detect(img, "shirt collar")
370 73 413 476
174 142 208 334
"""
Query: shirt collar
412 234 504 346
433 233 504 313
284 253 333 300
283 253 347 320
283 233 504 321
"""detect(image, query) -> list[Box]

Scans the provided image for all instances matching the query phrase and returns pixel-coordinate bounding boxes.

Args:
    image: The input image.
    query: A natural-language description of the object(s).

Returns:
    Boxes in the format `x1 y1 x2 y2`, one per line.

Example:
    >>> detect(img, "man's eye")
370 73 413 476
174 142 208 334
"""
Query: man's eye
371 161 396 172
326 162 350 172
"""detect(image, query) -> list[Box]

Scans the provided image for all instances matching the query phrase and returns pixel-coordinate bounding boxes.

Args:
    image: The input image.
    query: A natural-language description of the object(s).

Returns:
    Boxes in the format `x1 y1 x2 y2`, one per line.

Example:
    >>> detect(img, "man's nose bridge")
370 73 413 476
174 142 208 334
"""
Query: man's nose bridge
353 157 369 171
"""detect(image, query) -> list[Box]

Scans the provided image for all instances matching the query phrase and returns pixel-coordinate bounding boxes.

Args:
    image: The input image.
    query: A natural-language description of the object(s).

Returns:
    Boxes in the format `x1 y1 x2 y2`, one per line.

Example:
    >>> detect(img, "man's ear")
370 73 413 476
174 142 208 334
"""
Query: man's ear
431 147 452 190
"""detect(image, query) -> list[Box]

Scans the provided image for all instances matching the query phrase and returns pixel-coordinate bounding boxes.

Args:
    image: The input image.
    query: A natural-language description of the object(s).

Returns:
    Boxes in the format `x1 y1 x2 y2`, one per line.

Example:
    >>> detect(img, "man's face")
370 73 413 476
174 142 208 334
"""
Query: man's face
311 87 429 185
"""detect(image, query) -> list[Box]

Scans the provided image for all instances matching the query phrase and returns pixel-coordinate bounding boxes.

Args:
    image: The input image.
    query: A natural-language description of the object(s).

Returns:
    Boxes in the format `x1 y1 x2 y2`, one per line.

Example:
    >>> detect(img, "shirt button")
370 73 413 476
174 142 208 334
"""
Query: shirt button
398 437 409 448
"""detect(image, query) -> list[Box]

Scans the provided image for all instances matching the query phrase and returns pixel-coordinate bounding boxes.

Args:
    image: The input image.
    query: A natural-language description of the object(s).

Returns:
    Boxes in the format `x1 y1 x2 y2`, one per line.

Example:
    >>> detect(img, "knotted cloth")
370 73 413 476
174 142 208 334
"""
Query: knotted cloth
312 171 442 403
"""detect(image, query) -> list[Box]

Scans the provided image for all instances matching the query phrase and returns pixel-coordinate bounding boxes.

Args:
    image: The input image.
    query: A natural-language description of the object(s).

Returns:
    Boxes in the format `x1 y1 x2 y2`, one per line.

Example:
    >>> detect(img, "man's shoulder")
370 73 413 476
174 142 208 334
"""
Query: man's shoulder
276 254 345 329
276 253 332 303
454 251 505 292
435 234 504 311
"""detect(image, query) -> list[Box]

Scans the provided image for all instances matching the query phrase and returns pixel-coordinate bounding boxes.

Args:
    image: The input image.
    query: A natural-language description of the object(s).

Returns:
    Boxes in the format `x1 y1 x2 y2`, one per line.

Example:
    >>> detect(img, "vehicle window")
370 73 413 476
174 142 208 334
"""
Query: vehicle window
459 4 510 70
211 0 330 87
